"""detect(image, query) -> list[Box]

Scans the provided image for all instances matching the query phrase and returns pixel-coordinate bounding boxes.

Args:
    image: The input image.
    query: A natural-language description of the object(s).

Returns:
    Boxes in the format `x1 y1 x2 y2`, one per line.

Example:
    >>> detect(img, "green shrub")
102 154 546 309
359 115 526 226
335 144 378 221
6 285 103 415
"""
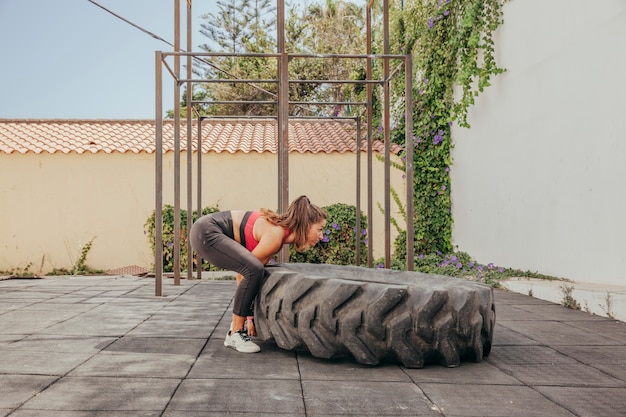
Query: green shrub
144 205 219 272
290 203 368 266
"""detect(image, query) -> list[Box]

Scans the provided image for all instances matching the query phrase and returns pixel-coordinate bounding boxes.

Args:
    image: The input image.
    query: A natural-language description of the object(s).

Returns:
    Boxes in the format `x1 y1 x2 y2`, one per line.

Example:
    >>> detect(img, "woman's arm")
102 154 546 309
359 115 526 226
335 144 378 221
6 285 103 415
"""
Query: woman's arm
250 224 284 265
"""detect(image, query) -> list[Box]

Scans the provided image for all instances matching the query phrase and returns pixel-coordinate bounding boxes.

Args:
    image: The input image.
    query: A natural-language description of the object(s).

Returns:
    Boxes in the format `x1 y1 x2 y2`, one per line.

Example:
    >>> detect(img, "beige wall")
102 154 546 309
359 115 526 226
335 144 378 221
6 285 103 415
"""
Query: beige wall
0 151 405 274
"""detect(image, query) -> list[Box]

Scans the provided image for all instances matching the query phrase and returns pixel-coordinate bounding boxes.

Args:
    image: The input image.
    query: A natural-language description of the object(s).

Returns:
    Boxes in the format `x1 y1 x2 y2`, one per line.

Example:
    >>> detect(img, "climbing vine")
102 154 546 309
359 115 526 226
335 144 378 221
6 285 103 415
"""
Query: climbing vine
373 0 506 258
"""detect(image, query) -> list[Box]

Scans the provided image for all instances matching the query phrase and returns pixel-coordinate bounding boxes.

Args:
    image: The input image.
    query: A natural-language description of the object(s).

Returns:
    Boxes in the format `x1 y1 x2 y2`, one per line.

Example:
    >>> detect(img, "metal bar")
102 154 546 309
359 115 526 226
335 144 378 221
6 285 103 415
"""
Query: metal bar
186 0 193 280
155 51 163 297
277 0 289 262
161 51 406 60
405 53 414 271
162 51 281 58
288 101 368 106
191 100 278 105
196 116 203 280
173 0 181 286
288 53 406 59
179 78 278 84
288 79 383 85
366 3 374 267
356 117 362 266
383 0 391 268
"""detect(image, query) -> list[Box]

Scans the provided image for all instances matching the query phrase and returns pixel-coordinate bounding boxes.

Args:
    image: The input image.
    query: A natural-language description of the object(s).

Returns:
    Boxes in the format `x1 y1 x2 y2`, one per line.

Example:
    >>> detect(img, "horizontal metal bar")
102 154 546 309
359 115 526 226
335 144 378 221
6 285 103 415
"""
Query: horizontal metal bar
191 100 278 105
288 53 407 60
179 78 278 84
288 79 383 85
288 101 368 106
162 51 281 58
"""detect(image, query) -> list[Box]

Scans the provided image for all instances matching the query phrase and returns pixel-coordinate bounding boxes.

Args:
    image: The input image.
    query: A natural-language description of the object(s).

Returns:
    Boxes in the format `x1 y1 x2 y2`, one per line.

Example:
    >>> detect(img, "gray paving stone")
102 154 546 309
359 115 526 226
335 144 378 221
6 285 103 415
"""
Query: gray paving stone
497 363 626 387
535 386 626 417
68 351 195 378
0 375 57 410
297 354 411 382
497 320 621 346
18 376 179 412
104 336 207 355
189 338 300 379
553 344 626 365
404 360 522 385
419 383 576 417
486 345 579 366
1 335 115 353
0 349 93 375
166 379 305 414
302 380 439 416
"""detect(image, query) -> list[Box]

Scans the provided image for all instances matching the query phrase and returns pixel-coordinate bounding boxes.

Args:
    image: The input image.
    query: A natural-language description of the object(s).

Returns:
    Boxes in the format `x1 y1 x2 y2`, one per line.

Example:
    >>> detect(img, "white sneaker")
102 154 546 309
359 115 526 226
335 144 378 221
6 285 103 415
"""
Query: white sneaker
224 330 260 353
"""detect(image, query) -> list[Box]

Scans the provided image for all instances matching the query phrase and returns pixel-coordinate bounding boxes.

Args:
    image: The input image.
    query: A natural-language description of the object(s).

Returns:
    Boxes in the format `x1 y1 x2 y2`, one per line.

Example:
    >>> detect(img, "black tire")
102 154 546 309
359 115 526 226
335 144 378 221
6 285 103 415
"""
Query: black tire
255 263 495 368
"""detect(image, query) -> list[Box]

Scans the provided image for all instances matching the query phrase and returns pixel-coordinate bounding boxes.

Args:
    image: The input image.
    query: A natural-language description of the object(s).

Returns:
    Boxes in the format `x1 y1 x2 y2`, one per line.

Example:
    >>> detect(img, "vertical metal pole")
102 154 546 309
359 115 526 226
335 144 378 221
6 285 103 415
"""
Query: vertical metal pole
405 54 414 271
277 0 289 262
366 4 374 268
196 117 203 280
186 0 194 280
383 0 391 268
155 51 164 297
355 117 362 266
173 0 181 285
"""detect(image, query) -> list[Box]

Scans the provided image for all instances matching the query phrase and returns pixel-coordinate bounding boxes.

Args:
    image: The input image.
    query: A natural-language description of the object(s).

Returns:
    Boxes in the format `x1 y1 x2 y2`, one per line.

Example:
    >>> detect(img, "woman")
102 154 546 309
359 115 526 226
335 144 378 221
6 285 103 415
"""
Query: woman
189 195 327 353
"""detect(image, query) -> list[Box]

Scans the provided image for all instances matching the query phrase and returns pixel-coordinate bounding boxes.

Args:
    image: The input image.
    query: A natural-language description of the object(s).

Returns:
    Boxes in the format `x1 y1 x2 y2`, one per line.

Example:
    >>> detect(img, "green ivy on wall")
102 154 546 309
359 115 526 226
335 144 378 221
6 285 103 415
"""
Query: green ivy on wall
379 0 506 258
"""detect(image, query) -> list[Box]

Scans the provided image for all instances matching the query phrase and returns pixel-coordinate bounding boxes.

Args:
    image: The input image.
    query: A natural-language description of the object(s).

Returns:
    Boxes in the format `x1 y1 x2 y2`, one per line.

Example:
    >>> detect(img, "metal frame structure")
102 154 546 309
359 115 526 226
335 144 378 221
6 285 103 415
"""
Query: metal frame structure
154 0 414 295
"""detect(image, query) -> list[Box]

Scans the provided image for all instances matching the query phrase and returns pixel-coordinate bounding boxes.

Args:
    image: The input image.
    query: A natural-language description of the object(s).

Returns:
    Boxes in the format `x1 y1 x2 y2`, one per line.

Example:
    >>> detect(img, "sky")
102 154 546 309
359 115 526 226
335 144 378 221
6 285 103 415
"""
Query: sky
0 0 311 120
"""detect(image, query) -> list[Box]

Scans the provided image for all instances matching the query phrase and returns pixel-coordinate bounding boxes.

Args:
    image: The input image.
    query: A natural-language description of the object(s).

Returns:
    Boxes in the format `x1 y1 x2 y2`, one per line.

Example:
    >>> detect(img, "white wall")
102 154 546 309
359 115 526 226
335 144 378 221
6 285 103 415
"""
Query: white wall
451 0 626 286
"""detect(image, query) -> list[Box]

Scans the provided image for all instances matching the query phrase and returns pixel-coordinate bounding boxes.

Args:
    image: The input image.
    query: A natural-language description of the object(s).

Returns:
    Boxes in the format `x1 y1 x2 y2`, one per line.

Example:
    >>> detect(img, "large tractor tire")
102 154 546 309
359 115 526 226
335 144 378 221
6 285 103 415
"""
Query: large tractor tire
254 263 495 368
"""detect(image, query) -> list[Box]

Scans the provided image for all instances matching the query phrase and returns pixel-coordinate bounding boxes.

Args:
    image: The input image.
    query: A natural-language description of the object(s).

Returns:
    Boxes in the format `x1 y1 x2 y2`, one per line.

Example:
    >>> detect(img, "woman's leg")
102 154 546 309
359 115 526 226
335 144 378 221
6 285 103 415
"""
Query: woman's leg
190 215 264 326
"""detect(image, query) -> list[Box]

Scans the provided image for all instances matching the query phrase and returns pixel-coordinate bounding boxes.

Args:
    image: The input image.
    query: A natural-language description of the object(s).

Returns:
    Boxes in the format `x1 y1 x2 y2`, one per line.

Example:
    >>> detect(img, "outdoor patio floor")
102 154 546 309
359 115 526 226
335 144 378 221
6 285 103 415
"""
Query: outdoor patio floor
1 274 625 416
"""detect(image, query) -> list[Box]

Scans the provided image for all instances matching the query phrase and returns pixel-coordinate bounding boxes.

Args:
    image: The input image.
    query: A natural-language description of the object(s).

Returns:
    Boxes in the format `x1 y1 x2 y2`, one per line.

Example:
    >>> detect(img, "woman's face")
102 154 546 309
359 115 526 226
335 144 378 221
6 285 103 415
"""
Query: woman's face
306 219 327 248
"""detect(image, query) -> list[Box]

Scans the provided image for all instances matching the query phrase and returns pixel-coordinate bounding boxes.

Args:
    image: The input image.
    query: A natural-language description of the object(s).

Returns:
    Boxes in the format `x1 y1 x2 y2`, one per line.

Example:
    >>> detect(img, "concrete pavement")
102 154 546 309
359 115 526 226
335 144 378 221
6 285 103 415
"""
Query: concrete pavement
1 274 625 416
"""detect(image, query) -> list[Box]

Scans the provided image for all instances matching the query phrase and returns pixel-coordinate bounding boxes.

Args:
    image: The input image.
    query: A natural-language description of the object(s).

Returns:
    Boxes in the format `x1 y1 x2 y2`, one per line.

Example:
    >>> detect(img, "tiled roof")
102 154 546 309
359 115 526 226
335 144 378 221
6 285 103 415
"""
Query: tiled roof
0 118 401 155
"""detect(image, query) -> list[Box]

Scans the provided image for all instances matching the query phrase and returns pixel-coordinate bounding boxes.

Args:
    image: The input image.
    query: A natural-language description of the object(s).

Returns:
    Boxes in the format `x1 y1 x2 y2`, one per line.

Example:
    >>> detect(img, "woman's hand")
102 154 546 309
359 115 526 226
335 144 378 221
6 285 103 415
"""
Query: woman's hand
246 316 256 337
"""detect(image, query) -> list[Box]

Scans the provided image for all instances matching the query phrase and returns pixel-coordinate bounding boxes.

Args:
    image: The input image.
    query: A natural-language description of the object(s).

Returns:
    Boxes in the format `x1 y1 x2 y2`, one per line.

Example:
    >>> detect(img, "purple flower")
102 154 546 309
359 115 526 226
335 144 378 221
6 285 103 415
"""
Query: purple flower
332 222 340 231
362 229 367 235
448 121 453 127
456 262 462 268
498 267 504 273
322 235 330 243
445 166 450 172
450 255 457 261
441 185 447 191
428 17 435 28
418 254 424 259
444 10 450 16
376 263 385 269
468 261 475 268
487 263 495 270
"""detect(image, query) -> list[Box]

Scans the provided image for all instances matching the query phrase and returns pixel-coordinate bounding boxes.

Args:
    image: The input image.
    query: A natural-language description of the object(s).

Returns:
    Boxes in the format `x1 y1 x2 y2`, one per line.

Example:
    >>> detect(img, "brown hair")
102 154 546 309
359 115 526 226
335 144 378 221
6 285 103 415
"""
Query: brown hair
261 195 327 252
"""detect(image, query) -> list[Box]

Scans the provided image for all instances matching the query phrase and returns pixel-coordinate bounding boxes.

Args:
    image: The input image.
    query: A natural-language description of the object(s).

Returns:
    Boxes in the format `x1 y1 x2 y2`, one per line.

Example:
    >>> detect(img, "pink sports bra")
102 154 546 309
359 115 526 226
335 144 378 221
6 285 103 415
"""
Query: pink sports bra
240 211 290 252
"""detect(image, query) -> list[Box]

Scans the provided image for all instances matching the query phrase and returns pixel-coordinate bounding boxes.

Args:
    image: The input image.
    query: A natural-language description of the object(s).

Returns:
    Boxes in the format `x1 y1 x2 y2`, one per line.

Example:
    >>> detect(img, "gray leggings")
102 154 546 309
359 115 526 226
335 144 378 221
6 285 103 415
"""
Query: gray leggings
189 211 264 317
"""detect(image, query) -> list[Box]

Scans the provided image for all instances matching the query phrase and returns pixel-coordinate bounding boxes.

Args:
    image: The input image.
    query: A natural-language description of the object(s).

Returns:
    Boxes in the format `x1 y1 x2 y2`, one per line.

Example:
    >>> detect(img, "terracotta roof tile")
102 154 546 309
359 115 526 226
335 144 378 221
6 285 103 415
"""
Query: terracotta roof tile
0 118 401 155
